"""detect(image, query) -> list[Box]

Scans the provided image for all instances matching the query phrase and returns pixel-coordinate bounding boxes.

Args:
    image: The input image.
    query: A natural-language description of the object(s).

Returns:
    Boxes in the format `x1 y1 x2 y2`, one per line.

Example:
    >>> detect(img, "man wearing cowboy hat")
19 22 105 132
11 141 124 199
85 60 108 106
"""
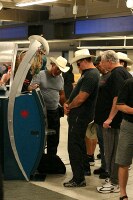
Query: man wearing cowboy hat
116 52 133 70
29 56 69 158
63 49 100 187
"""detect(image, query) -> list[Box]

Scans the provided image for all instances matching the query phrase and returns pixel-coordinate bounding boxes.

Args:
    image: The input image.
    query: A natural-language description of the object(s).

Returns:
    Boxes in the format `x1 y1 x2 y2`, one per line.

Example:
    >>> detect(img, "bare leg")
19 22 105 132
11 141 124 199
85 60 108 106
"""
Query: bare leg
85 137 97 155
119 165 129 199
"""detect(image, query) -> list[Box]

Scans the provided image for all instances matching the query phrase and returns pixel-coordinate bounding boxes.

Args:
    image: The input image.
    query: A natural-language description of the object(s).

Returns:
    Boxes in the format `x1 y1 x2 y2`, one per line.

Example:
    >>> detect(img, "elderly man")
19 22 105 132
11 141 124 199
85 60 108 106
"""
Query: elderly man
29 56 69 156
63 49 100 187
93 56 111 179
116 77 133 200
97 50 132 194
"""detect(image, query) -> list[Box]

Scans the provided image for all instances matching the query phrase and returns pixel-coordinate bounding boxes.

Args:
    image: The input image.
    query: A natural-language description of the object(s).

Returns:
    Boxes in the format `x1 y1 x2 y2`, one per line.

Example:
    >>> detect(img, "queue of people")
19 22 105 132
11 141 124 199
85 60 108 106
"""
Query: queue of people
61 49 132 200
2 43 132 200
26 48 132 200
96 50 132 195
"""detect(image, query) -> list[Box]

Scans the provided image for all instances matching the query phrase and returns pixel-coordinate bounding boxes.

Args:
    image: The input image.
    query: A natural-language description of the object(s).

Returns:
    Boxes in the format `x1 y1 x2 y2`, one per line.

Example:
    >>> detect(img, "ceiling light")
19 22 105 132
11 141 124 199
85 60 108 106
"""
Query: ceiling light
0 2 3 10
126 0 133 8
16 0 57 7
77 46 133 50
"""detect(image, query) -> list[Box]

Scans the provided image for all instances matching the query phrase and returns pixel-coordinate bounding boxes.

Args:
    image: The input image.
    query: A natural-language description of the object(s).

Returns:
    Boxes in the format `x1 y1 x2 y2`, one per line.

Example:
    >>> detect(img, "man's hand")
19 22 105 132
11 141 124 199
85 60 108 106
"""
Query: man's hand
28 83 39 91
64 103 70 115
103 118 112 128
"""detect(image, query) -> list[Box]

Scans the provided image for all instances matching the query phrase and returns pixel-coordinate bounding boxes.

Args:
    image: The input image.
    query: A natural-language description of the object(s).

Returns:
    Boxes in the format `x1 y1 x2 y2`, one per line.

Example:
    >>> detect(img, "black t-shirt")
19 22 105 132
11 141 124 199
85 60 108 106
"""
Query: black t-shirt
117 77 133 123
94 66 132 128
69 68 100 122
94 72 111 123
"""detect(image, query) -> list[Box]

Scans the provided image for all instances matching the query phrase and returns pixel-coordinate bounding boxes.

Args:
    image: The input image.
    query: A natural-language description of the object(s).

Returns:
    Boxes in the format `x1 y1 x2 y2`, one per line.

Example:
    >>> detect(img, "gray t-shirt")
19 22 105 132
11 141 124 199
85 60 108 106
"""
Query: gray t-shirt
31 70 64 110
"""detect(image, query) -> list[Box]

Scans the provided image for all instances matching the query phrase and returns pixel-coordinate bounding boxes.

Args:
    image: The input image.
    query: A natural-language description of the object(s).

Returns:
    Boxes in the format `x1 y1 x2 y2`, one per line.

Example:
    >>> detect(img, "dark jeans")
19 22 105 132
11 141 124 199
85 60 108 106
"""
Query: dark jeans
68 115 89 183
96 124 106 170
103 128 119 184
46 109 60 156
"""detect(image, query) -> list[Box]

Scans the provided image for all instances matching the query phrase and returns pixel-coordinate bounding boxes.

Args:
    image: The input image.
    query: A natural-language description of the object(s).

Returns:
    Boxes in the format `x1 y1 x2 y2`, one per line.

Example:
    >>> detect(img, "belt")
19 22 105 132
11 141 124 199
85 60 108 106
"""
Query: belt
47 108 58 113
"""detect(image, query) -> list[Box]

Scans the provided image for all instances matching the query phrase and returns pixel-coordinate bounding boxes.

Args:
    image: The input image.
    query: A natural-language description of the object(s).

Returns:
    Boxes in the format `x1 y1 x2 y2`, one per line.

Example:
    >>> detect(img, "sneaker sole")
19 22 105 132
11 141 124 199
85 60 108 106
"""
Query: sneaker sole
97 186 120 194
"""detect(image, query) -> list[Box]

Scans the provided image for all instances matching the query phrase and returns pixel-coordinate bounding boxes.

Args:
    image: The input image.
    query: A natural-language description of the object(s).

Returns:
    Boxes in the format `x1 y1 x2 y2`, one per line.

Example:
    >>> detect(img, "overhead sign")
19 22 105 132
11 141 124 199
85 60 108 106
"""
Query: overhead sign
75 15 133 35
0 25 28 40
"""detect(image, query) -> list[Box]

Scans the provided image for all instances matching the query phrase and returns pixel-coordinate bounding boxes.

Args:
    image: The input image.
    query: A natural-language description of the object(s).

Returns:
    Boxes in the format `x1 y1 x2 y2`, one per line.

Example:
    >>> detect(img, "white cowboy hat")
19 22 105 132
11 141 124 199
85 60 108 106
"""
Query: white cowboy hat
50 56 70 73
28 35 49 55
116 52 133 65
70 49 95 68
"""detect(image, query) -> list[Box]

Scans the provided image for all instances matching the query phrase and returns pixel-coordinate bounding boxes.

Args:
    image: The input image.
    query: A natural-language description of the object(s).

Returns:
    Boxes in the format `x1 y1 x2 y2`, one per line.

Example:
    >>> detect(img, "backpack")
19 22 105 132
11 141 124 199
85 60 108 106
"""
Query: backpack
37 154 66 174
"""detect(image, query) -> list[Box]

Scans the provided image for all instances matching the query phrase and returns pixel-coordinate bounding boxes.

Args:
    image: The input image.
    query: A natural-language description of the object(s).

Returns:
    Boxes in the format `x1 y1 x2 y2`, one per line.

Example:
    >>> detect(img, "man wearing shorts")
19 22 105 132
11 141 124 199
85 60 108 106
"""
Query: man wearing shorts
116 77 133 200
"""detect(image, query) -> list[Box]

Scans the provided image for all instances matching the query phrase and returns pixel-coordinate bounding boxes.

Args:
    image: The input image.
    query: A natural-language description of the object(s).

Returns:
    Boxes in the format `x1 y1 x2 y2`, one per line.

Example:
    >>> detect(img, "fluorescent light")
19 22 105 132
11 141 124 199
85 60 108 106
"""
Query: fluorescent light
77 46 133 50
126 0 133 9
0 2 3 10
16 0 57 7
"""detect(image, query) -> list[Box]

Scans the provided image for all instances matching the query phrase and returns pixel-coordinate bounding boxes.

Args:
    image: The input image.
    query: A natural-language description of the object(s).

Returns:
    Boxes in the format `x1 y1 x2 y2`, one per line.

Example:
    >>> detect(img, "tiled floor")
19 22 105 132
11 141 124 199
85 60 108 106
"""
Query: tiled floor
32 116 133 200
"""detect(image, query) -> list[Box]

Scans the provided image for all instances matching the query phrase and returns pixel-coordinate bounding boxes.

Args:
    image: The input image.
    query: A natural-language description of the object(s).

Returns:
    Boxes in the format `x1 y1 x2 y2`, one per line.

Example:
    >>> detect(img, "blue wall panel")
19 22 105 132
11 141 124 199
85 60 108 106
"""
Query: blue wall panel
75 16 133 35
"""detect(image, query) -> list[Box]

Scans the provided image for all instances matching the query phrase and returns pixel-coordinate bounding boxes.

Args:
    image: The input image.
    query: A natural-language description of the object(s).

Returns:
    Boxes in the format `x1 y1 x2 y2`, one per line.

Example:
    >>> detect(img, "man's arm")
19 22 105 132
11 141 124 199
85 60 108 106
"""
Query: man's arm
64 91 89 115
59 90 66 105
117 104 133 115
28 73 40 91
28 83 39 91
68 91 89 109
103 96 118 128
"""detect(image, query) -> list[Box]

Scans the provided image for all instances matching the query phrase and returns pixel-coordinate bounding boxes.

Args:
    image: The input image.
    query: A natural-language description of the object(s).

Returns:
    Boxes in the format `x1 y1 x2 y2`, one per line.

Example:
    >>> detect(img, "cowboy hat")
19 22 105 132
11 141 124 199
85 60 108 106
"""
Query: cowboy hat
28 35 49 55
116 52 133 65
50 56 70 73
70 49 95 68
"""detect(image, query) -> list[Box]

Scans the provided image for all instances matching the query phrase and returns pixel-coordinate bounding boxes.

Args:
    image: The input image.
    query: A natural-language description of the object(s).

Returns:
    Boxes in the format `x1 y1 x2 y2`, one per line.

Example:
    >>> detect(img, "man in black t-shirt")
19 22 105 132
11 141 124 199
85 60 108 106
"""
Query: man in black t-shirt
96 50 132 194
116 78 133 200
63 49 100 187
94 56 111 179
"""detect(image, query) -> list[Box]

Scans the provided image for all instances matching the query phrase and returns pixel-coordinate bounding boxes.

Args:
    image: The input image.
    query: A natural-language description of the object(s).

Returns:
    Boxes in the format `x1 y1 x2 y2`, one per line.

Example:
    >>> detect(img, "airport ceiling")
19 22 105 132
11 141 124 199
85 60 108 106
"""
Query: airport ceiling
0 0 131 23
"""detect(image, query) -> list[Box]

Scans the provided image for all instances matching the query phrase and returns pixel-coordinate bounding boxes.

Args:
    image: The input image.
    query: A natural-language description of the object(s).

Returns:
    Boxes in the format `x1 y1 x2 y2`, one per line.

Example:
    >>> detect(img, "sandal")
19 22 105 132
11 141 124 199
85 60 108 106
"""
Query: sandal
120 195 128 200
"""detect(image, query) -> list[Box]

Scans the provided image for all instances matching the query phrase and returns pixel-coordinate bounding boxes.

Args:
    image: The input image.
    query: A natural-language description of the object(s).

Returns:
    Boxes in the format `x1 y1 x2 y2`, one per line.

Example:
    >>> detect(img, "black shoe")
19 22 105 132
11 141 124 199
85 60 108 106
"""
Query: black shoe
97 153 101 159
87 155 95 166
93 167 105 175
63 179 86 187
84 170 91 176
99 172 110 179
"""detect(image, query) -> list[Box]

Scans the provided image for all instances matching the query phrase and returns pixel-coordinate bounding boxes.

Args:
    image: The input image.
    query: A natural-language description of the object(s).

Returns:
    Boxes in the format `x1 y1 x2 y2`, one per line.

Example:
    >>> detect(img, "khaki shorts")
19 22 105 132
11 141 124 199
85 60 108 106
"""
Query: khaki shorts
86 122 97 140
116 119 133 166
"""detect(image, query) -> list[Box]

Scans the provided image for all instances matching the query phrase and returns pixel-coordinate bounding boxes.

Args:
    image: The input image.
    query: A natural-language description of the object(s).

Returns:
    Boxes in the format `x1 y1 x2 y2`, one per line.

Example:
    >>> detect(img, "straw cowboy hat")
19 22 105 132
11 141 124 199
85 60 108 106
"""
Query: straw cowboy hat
50 56 70 73
116 52 133 65
28 35 50 55
70 49 95 68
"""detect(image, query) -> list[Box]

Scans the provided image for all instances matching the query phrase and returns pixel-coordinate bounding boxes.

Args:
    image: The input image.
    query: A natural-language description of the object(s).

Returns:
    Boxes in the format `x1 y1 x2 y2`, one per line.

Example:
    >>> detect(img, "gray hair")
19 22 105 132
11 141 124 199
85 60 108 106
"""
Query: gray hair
101 50 119 63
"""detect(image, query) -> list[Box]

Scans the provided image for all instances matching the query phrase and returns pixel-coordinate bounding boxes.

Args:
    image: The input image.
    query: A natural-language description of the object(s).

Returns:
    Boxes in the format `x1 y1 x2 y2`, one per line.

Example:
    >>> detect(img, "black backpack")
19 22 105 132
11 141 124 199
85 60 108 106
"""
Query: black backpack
37 154 66 174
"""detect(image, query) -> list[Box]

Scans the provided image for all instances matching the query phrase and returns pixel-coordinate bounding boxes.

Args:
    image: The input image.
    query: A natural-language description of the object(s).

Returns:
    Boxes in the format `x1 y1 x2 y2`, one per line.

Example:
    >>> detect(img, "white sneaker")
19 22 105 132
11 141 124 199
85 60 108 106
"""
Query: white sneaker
97 182 120 194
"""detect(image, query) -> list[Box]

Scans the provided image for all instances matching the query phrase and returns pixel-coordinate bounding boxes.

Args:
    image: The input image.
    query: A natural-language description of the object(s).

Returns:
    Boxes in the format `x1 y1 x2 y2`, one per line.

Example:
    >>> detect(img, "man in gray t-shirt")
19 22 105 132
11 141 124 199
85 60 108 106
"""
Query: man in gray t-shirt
29 56 69 156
